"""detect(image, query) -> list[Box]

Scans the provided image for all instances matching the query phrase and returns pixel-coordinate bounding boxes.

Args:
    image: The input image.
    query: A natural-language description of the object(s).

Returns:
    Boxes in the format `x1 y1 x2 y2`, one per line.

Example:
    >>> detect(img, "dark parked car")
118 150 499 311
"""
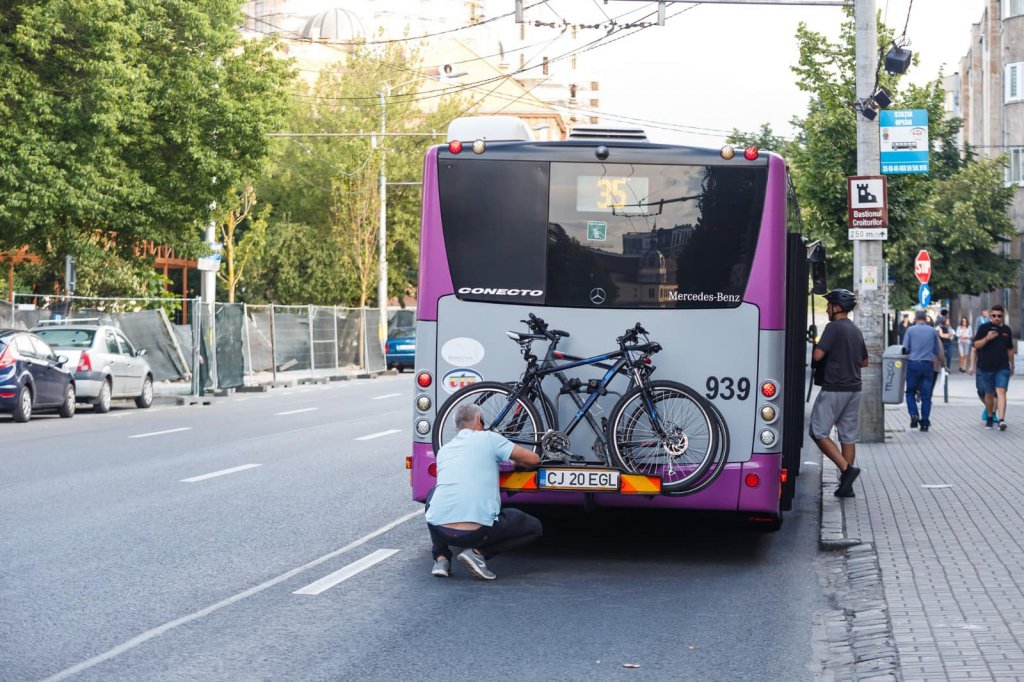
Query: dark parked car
32 324 154 412
0 329 76 422
385 327 416 372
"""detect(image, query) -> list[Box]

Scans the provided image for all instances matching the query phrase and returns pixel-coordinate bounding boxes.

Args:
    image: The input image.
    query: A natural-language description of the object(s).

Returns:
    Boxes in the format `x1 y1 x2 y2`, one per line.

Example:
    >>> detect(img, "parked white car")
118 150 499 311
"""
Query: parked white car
31 324 154 412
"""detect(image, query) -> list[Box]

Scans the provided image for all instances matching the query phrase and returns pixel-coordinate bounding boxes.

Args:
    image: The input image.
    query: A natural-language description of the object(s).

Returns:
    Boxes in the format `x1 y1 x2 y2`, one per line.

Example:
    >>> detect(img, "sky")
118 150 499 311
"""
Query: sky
284 0 988 147
570 0 987 146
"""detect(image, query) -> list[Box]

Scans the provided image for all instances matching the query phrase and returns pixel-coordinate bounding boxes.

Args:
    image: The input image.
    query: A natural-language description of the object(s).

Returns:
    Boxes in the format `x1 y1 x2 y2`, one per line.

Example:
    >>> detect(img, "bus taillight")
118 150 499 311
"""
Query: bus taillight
448 140 464 154
405 456 412 470
417 371 432 388
744 146 759 161
744 473 760 488
760 380 778 399
780 468 789 484
428 463 437 477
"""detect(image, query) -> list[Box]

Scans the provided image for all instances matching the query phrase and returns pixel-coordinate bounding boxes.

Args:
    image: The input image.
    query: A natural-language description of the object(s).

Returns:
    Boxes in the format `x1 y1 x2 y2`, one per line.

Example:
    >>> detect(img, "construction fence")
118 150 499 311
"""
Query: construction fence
3 295 390 395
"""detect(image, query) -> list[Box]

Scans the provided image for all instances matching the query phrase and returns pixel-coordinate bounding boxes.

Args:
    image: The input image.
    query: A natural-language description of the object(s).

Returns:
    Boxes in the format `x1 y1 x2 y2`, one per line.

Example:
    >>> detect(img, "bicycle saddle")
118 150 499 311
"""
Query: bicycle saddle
505 331 548 342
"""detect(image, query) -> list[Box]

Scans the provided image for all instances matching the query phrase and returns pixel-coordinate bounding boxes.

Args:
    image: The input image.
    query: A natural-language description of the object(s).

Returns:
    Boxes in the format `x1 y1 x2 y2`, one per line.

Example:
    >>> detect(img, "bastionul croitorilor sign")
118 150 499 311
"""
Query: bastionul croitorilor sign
847 175 888 240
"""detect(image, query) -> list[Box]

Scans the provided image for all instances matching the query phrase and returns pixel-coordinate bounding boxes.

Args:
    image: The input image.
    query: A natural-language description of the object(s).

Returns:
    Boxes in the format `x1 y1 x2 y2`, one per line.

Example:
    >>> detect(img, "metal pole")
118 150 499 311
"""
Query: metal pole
308 304 316 380
378 86 389 349
854 0 885 442
201 219 218 391
191 298 201 398
243 303 254 387
333 305 340 371
270 304 278 384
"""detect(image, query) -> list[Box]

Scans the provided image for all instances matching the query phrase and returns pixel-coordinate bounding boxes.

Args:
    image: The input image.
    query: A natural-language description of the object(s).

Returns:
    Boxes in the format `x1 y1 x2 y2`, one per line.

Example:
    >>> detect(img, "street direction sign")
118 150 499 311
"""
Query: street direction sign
914 250 931 284
847 175 888 240
918 283 931 307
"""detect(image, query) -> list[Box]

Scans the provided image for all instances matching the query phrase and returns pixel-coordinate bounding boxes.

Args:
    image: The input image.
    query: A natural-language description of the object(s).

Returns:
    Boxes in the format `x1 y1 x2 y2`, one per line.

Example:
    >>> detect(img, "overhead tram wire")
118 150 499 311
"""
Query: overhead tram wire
241 1 548 47
280 1 658 105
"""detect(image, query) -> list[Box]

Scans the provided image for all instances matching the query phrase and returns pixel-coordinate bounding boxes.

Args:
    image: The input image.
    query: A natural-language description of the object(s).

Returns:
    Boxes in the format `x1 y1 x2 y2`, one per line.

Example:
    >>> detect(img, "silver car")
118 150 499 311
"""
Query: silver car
31 325 154 412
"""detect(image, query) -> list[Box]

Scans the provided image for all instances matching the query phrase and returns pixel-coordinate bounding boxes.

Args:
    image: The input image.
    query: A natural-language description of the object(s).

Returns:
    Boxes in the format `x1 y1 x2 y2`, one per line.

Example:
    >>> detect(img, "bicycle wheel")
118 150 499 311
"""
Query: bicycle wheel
607 380 723 493
432 381 543 453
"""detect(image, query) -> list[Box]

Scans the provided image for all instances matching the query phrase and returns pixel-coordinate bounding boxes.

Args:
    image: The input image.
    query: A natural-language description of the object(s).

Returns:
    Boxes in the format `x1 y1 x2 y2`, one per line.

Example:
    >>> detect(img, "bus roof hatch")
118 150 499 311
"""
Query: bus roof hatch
446 116 533 142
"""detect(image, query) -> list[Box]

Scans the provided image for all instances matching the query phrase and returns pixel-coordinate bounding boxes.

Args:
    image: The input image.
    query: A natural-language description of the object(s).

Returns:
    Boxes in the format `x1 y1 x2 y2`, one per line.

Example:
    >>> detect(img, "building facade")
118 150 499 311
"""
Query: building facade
947 0 1024 337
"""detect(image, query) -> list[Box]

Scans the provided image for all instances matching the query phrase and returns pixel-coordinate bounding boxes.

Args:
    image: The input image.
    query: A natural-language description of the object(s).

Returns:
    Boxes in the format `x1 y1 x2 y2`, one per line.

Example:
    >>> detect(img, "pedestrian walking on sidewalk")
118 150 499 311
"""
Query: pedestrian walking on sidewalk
937 314 954 371
973 304 1016 431
974 308 989 334
898 314 911 344
424 404 542 580
956 317 973 372
809 289 868 498
903 310 941 432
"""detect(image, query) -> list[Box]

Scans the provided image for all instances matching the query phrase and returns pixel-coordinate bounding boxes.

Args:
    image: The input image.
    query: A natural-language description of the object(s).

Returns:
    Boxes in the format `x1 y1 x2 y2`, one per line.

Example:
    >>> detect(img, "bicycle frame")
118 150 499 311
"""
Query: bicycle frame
491 340 656 457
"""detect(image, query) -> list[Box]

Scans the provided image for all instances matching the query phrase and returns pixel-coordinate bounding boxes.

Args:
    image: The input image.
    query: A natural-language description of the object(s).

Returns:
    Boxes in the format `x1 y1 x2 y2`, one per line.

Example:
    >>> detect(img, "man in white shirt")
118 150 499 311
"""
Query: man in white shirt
425 404 541 580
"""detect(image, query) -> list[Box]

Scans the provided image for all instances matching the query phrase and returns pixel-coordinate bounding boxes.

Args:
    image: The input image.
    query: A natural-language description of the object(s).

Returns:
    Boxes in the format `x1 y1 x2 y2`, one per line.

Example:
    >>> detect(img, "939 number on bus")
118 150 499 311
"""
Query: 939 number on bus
705 376 750 400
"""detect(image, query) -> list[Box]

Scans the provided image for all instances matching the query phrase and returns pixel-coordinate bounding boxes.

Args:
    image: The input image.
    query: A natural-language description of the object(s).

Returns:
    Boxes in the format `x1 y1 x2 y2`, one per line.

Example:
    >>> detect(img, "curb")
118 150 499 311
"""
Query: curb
820 459 862 551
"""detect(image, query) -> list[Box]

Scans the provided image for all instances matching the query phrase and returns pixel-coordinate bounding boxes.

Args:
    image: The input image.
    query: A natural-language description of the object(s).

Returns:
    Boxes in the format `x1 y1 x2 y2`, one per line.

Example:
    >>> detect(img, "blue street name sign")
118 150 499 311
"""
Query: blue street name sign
918 283 932 307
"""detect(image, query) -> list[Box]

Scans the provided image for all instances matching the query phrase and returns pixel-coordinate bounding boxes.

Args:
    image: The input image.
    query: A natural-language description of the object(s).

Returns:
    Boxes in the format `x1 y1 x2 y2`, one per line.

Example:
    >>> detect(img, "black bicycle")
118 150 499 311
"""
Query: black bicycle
432 315 729 494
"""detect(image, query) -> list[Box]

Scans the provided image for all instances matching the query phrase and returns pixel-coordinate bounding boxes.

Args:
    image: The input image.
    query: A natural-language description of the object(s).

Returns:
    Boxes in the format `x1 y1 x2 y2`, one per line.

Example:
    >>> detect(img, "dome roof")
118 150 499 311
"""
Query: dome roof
301 8 364 42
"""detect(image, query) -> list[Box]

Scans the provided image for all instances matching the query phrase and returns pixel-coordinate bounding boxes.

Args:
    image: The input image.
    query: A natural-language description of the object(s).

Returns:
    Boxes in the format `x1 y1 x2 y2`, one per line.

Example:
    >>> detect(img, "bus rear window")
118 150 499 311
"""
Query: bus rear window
438 158 766 309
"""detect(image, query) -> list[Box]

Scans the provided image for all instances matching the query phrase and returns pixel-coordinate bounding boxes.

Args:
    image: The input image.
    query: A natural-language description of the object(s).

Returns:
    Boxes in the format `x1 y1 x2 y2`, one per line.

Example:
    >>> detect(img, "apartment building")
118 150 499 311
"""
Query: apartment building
947 0 1024 336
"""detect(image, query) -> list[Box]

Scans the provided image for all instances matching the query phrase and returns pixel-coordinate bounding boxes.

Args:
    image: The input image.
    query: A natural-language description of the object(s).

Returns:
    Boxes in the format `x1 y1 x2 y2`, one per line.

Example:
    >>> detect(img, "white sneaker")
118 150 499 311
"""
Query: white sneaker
431 557 451 577
457 549 496 580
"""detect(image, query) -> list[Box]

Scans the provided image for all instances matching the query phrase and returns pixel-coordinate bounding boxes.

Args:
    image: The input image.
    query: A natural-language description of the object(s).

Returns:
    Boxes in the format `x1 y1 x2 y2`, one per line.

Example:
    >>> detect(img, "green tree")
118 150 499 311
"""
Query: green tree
785 10 1016 302
0 0 293 294
257 42 465 306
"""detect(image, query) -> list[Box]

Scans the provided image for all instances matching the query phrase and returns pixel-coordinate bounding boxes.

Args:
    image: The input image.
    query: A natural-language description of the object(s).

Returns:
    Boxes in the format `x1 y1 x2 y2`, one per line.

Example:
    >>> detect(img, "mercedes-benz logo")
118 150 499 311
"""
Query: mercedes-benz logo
589 287 607 305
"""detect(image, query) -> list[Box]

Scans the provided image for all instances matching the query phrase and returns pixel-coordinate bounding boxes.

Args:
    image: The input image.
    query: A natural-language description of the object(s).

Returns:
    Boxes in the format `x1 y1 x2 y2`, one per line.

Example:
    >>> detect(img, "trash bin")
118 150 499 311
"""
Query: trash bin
882 344 908 404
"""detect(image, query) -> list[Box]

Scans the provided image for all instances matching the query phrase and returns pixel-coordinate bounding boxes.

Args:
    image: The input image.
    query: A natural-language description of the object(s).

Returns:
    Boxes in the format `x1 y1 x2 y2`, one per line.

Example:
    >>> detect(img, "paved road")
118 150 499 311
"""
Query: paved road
2 377 828 681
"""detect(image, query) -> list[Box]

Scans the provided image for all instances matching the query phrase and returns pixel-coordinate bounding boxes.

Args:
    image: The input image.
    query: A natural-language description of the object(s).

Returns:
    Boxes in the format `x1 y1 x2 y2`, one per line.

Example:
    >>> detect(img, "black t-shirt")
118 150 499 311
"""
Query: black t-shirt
974 322 1014 372
816 318 869 392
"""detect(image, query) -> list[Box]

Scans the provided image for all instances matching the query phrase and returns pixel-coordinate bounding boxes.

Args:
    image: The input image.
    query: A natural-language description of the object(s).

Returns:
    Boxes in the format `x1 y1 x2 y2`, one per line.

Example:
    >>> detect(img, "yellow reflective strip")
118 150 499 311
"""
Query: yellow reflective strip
620 474 661 493
500 471 537 490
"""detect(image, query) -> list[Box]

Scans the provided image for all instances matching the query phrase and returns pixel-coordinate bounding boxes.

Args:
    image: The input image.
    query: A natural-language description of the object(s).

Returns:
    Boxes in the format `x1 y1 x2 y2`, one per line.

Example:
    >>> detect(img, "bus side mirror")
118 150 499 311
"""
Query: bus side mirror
811 260 828 295
808 241 827 295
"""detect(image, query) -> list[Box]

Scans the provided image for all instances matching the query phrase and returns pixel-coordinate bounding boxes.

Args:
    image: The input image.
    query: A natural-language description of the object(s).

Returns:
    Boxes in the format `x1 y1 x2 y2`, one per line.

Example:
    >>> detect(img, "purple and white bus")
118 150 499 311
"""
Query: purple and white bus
405 116 811 528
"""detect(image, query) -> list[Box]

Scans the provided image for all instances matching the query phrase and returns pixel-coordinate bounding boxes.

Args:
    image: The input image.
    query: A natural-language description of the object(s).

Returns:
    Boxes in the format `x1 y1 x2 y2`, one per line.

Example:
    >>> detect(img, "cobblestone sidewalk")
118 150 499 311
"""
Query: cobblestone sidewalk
823 371 1024 681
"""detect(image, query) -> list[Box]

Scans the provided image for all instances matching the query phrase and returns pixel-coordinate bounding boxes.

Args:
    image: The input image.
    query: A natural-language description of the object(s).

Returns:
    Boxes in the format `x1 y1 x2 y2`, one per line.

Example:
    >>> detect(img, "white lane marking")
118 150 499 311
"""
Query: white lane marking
41 509 424 682
128 427 192 439
922 484 953 489
355 429 401 441
372 393 402 400
293 549 400 595
180 464 262 483
275 407 319 416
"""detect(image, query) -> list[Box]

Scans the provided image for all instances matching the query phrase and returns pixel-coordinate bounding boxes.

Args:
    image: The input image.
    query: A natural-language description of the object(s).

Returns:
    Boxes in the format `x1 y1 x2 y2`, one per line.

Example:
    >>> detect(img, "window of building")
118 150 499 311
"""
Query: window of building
1006 63 1024 102
1006 0 1024 18
1008 148 1024 185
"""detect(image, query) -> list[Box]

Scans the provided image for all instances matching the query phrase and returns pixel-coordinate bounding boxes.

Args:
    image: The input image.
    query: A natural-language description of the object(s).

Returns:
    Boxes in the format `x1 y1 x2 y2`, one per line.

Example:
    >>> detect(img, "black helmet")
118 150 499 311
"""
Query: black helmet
824 288 857 313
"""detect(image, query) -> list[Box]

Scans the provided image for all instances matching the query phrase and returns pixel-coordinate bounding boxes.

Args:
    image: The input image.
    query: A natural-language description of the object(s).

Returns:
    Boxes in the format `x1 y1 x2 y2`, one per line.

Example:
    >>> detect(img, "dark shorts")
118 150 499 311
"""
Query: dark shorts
976 369 1011 394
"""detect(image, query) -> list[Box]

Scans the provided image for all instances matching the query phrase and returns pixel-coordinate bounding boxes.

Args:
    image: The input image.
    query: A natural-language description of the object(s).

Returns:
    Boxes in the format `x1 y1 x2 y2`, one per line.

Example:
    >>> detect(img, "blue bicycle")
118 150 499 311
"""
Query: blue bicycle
433 315 729 494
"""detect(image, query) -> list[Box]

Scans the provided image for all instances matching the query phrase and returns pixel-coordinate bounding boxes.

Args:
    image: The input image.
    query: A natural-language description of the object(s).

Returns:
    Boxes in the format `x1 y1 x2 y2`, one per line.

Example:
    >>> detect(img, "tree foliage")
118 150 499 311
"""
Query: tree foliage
0 0 293 294
254 42 466 306
783 10 1018 303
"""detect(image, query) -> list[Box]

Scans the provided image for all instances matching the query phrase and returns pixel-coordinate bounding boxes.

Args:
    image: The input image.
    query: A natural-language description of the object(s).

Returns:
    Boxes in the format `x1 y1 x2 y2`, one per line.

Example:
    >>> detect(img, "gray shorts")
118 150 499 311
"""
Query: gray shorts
809 390 862 443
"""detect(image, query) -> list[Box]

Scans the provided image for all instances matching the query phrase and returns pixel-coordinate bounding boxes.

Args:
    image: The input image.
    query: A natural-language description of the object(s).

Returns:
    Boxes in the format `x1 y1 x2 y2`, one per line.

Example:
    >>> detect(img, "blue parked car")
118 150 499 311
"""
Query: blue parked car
0 329 76 422
385 327 416 372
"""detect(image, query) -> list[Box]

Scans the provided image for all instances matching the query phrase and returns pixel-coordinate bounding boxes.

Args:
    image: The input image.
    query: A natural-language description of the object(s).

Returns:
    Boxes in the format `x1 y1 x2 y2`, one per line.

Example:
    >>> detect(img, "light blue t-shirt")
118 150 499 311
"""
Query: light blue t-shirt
903 323 939 362
424 429 514 527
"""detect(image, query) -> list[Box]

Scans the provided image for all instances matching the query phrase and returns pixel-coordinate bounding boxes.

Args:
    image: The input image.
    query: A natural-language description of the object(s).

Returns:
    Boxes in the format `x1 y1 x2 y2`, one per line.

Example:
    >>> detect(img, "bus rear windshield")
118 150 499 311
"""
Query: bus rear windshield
438 159 767 309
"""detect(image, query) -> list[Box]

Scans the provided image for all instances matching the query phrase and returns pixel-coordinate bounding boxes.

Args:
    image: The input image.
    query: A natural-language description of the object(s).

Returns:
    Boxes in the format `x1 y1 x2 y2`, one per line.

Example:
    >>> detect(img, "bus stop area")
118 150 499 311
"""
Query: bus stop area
814 370 1024 681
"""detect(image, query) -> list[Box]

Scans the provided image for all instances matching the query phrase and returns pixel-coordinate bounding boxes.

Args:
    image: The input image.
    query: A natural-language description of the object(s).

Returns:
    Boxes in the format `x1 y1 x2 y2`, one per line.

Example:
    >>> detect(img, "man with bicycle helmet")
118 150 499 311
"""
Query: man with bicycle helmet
809 288 869 498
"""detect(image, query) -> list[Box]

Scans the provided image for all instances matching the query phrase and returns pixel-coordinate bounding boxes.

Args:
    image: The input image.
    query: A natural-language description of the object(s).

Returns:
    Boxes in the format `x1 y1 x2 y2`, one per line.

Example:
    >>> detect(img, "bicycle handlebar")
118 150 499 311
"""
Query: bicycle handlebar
522 314 569 339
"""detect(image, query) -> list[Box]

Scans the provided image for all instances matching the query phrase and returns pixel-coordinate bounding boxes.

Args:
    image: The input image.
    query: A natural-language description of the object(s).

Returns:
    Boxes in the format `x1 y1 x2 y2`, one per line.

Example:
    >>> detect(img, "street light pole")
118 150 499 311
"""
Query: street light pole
854 0 885 442
378 84 390 342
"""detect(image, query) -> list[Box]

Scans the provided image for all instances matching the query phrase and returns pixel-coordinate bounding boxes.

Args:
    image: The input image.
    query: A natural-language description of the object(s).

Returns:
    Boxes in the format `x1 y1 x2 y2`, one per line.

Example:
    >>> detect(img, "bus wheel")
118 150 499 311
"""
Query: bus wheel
432 382 543 454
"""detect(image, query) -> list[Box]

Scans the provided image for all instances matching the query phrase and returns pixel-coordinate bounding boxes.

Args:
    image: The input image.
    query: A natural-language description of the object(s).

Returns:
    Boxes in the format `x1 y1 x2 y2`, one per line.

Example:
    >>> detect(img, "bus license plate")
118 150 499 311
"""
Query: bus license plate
538 468 619 491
